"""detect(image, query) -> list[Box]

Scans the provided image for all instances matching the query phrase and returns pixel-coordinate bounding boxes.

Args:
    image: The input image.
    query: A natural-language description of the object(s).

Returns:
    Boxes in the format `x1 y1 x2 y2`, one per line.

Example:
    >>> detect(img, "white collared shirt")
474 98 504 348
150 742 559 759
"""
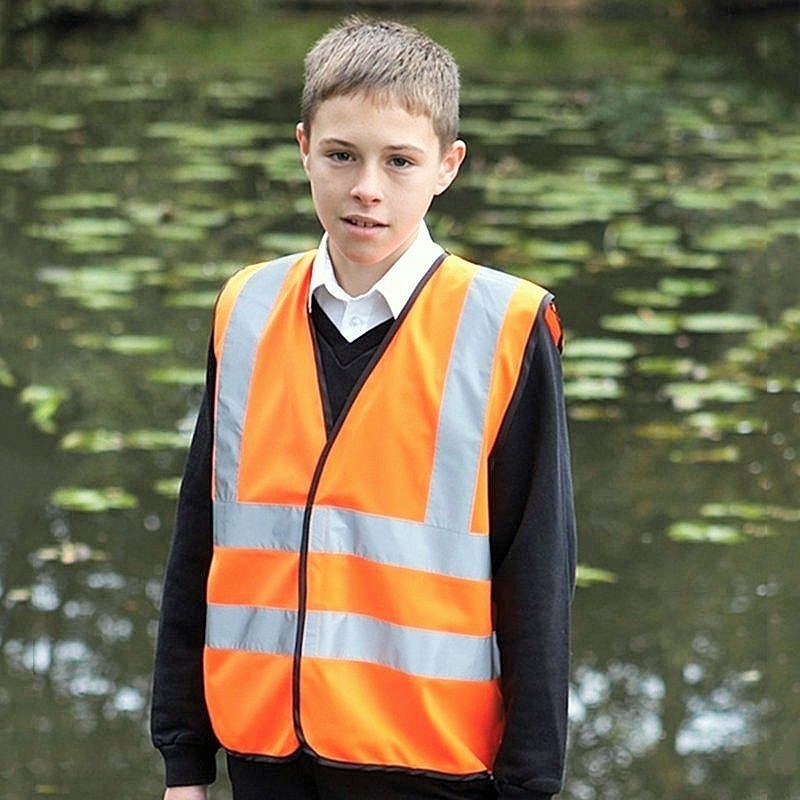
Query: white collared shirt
308 222 444 342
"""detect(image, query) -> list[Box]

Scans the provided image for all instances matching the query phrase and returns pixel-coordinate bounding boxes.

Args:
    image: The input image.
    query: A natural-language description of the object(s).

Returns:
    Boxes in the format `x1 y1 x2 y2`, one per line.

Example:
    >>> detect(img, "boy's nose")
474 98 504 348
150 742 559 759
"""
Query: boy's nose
350 164 382 204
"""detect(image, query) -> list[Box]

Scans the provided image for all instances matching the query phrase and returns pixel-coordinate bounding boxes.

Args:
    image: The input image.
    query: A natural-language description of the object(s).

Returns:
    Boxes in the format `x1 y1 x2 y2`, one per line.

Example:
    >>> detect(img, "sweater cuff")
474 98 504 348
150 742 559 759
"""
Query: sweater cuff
160 743 218 787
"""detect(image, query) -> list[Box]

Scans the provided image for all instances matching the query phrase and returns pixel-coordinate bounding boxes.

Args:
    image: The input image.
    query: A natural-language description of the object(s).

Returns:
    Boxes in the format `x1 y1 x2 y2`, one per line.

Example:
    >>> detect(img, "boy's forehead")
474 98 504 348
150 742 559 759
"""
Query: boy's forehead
311 91 438 139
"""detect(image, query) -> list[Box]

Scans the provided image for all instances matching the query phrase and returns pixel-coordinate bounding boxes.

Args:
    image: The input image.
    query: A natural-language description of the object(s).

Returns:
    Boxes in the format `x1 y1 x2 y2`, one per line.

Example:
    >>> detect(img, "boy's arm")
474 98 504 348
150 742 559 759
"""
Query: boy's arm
489 299 577 800
150 340 220 787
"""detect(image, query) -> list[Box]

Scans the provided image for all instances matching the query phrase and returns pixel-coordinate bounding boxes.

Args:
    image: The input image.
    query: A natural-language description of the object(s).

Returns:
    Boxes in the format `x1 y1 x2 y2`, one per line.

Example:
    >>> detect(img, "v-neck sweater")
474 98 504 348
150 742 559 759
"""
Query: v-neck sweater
151 278 576 800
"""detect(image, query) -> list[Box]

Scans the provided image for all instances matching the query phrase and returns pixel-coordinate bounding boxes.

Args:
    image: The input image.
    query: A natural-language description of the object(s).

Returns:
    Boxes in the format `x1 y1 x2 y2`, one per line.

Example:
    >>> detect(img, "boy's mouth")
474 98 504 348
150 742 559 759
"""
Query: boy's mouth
342 216 387 229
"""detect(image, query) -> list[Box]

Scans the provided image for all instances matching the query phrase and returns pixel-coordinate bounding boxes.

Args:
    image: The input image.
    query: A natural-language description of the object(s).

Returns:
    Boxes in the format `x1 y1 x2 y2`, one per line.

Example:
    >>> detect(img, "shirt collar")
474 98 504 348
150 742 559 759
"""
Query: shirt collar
307 221 443 318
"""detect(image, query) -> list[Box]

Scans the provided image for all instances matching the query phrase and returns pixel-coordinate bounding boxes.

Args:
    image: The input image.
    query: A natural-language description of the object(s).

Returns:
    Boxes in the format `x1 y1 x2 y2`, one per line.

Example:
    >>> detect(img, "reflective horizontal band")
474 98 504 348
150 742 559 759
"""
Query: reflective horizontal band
206 604 499 682
214 254 300 503
213 501 491 582
425 267 520 532
214 501 304 550
206 603 298 656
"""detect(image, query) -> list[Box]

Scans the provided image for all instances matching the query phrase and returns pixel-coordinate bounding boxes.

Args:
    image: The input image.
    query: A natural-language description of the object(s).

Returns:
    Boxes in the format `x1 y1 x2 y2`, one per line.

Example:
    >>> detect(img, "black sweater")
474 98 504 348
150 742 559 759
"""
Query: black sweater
151 289 576 800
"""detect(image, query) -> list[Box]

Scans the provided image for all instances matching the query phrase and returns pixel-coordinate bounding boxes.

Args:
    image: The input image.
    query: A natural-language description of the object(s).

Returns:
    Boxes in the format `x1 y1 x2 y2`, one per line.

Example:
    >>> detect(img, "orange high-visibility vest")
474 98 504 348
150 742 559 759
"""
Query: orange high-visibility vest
204 250 551 777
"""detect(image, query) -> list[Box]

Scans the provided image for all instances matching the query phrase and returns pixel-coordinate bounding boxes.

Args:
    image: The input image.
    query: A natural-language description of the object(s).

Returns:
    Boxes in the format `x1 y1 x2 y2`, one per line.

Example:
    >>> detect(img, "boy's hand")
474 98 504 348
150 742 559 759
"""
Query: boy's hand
164 787 207 800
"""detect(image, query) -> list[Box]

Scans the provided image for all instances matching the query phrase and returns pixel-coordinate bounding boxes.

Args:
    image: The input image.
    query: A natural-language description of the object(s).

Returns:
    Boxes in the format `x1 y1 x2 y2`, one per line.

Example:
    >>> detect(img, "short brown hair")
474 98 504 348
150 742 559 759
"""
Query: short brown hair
301 17 460 149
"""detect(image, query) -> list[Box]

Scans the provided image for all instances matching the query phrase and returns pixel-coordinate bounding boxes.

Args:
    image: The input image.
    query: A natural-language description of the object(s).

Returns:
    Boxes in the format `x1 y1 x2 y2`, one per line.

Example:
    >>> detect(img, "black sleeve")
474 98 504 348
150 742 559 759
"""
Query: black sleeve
489 299 577 800
150 339 220 787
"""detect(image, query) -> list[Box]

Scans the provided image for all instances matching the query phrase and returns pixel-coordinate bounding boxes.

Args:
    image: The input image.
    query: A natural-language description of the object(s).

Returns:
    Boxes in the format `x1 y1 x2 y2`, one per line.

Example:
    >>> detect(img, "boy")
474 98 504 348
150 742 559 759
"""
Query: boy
151 17 576 800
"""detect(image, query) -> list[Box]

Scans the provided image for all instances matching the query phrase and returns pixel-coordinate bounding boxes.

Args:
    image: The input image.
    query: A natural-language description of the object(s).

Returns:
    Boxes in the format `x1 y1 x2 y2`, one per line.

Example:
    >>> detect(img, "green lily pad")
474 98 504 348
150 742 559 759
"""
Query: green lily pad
107 336 172 356
575 565 618 587
563 360 626 378
607 219 681 249
663 380 754 410
670 445 741 463
147 367 206 386
34 541 108 564
681 313 762 333
0 358 15 388
164 291 219 308
259 232 319 253
125 430 191 450
564 377 622 400
566 338 636 360
700 502 800 523
635 356 700 377
694 225 771 251
38 193 119 212
658 277 718 297
600 312 679 335
28 217 134 241
634 421 686 440
61 429 125 452
20 385 68 434
668 521 744 544
522 239 593 262
172 162 238 183
0 145 59 172
79 147 139 164
154 477 182 498
613 289 681 308
51 486 138 512
686 412 766 436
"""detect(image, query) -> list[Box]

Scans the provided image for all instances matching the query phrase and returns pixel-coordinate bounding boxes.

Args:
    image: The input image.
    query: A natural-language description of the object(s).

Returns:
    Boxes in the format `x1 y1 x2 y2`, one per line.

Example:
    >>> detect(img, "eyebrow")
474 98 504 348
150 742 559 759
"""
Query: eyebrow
318 137 426 154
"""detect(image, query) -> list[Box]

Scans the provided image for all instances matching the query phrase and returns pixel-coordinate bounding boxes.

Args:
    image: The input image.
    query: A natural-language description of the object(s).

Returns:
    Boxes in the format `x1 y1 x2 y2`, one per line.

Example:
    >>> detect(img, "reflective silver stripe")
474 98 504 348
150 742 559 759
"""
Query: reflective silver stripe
425 267 520 532
310 506 490 581
213 501 490 582
206 605 498 681
214 501 304 550
214 254 300 502
206 604 297 655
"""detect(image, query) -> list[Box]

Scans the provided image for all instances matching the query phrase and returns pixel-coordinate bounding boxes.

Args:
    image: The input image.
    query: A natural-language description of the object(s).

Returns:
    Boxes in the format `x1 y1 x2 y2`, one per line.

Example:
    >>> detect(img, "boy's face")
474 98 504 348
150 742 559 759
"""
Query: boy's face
296 94 465 285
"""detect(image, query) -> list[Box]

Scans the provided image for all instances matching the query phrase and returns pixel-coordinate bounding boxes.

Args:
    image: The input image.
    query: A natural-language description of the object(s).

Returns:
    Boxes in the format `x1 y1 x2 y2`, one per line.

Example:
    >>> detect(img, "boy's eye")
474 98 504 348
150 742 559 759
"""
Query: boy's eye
329 152 352 162
389 156 411 168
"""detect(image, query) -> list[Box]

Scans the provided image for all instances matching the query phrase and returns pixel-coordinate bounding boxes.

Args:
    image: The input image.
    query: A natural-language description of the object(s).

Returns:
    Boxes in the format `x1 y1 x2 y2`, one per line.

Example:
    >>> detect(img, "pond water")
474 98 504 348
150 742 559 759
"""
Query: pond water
1 8 798 799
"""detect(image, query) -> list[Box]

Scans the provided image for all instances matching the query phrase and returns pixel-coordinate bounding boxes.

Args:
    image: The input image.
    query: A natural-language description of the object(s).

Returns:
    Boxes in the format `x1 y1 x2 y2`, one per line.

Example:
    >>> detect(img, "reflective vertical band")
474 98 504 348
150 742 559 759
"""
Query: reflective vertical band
425 267 519 532
213 501 491 582
206 604 499 681
214 254 299 502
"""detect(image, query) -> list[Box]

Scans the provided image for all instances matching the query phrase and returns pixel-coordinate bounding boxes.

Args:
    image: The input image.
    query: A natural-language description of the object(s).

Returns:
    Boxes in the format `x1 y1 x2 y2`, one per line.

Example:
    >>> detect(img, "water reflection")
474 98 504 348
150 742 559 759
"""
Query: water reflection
1 8 799 800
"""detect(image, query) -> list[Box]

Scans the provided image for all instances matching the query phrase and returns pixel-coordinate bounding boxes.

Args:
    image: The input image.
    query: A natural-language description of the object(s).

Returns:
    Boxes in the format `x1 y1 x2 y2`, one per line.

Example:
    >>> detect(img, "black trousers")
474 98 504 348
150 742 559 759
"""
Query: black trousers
228 754 497 800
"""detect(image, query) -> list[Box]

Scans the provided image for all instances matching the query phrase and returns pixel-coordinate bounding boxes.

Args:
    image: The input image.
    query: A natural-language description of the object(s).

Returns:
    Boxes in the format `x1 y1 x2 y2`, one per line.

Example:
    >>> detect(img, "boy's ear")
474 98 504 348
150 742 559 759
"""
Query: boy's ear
434 139 467 196
296 122 310 172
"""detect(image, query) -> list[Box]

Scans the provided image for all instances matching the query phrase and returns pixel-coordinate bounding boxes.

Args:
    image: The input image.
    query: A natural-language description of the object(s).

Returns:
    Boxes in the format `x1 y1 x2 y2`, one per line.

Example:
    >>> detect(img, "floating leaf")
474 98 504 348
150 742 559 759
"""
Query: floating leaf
125 429 191 450
61 429 124 452
670 446 741 463
259 232 319 253
563 360 626 378
613 289 681 308
635 357 701 377
566 338 636 360
681 313 763 333
607 219 681 249
576 565 618 587
107 335 172 356
601 312 679 335
33 541 108 564
51 486 138 512
0 145 58 171
564 377 622 400
165 291 218 308
0 357 15 388
20 385 68 434
634 422 686 441
154 477 182 498
694 225 771 251
663 380 754 410
658 277 718 298
686 412 765 436
38 193 119 212
700 502 800 523
668 521 744 544
147 367 206 386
